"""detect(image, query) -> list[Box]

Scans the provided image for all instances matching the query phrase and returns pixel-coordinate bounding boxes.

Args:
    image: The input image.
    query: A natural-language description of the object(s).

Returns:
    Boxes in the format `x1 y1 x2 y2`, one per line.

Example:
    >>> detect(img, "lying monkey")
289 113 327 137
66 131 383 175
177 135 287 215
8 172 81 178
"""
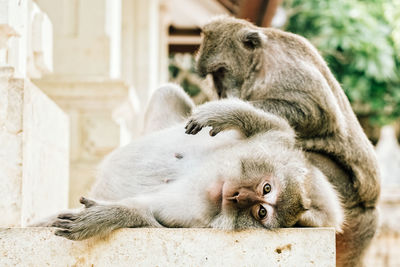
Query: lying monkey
48 84 343 241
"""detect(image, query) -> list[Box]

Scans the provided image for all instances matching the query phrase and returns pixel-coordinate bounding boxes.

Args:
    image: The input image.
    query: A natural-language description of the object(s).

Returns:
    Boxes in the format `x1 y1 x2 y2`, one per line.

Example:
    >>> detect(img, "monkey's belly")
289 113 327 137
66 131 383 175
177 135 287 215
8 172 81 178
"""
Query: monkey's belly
93 125 242 200
150 126 241 181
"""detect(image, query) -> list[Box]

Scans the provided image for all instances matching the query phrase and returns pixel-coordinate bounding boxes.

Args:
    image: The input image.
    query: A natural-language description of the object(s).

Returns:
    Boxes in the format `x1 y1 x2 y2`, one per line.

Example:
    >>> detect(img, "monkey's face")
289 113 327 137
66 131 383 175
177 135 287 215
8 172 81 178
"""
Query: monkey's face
196 16 266 99
207 155 309 230
221 176 280 228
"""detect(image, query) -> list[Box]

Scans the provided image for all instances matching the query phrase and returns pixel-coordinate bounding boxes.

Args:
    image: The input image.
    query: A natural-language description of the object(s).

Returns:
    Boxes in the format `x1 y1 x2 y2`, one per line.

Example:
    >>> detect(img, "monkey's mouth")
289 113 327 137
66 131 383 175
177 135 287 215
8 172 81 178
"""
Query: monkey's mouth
211 68 227 98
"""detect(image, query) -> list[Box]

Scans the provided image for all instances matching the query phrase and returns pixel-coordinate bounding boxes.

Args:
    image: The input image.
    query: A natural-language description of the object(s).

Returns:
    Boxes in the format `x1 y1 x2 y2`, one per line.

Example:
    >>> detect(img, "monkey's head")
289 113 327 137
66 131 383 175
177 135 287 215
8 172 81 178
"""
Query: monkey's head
196 16 267 99
208 148 310 230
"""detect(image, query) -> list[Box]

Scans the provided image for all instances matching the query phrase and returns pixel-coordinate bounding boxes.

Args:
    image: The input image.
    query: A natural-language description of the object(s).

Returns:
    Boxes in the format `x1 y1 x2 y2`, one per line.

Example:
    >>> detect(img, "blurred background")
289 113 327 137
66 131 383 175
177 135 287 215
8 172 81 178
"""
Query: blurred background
0 0 399 266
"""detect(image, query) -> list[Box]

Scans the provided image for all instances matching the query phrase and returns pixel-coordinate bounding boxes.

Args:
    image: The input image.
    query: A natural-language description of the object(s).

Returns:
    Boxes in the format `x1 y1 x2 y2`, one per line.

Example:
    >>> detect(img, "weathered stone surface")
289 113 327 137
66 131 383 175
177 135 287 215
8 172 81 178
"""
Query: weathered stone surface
0 132 22 226
0 72 24 227
0 73 69 227
20 80 69 225
0 228 335 266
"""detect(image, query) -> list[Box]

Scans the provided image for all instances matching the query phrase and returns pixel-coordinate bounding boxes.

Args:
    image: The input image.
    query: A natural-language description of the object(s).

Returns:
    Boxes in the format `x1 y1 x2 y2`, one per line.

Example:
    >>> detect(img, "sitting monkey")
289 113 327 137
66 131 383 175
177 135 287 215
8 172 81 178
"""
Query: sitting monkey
49 85 343 244
194 16 379 267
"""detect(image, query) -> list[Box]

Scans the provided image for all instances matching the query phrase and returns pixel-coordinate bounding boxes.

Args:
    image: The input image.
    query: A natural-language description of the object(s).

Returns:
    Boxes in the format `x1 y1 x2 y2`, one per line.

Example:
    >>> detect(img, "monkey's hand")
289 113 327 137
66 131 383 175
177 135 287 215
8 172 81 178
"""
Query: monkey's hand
185 99 292 137
185 99 251 136
52 197 162 240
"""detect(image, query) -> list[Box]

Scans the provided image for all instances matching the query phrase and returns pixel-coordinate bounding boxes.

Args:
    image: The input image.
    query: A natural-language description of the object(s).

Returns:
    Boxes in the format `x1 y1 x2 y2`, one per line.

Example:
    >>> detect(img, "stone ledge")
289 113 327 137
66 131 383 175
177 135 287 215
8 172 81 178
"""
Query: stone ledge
0 227 335 266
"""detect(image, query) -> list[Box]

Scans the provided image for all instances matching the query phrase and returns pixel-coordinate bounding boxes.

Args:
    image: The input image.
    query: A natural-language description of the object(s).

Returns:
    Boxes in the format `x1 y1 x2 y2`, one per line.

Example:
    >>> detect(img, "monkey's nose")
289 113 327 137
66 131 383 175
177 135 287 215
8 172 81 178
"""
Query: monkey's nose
225 188 263 209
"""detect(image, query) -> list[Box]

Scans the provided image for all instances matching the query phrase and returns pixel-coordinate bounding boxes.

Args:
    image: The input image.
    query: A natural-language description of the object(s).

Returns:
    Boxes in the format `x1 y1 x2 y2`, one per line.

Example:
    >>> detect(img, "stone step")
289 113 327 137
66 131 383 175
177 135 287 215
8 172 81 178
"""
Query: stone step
0 227 335 266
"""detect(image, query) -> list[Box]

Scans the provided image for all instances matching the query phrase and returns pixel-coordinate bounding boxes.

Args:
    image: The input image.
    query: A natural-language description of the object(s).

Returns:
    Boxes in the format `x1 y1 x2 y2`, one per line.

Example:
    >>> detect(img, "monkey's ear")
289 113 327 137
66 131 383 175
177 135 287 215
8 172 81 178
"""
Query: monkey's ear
241 30 266 49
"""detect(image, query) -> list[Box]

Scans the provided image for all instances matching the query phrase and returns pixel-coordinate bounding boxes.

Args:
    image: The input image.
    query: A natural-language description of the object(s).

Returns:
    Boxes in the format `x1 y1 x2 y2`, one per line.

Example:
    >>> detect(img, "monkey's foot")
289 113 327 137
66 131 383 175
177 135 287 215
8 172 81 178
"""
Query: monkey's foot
52 197 118 241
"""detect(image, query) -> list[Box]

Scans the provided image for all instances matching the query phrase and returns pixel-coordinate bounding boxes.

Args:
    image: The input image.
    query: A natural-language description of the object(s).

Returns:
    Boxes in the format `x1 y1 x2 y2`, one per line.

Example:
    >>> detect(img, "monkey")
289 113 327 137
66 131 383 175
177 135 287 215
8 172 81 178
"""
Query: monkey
49 84 344 246
194 16 380 266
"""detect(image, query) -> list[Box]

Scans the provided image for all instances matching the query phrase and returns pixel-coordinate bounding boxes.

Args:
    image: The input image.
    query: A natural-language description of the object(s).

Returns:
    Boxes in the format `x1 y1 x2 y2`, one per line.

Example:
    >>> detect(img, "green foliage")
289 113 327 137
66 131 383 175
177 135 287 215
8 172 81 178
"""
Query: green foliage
168 54 202 97
284 0 400 124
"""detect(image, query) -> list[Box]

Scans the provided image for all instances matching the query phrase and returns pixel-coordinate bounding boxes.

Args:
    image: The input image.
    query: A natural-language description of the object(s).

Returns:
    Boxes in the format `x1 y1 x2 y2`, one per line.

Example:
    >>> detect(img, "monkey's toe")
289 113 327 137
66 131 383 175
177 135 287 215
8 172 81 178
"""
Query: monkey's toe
55 229 84 241
55 229 72 238
57 213 78 221
79 196 96 208
52 219 74 229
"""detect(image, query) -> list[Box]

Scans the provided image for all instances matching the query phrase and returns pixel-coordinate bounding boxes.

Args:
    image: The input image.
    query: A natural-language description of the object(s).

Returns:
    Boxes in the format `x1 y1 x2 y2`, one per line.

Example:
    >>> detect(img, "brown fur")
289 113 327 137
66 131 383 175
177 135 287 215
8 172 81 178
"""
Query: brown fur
195 16 380 266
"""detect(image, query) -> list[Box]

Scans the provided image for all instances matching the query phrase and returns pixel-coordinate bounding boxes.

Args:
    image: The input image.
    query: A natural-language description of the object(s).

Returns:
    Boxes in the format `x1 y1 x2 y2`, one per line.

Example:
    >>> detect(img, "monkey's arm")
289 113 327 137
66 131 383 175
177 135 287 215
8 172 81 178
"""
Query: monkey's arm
185 99 293 138
52 196 163 240
249 95 336 138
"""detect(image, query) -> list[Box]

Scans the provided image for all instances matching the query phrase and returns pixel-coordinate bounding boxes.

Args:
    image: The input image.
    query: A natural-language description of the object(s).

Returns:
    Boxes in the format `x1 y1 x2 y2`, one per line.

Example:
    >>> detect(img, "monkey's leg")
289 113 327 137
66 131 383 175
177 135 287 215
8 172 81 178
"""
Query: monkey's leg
143 84 195 134
185 98 293 137
52 196 162 240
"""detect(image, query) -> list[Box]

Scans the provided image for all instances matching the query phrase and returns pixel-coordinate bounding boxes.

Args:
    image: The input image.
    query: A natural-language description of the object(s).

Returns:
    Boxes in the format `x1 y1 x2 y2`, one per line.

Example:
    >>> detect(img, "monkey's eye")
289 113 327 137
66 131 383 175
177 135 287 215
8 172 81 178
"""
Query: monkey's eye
263 183 271 195
258 205 267 219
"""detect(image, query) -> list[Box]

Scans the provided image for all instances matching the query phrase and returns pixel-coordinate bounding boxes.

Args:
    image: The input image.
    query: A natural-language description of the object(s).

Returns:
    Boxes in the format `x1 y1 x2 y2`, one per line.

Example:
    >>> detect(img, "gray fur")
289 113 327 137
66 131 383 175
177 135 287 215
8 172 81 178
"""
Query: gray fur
195 16 379 267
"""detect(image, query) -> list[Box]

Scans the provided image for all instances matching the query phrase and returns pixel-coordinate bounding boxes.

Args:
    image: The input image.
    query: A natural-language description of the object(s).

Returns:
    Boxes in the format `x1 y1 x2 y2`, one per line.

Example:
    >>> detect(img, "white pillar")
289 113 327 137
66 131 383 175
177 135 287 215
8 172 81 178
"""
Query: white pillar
106 0 121 79
119 0 170 140
122 0 160 103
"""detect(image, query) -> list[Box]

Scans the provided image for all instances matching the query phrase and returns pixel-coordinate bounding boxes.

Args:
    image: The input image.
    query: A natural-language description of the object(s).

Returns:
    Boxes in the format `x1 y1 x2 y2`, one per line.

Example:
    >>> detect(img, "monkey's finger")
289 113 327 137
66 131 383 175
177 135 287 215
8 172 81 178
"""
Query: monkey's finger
185 121 198 134
80 196 96 208
184 120 193 130
184 122 194 133
191 124 203 135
